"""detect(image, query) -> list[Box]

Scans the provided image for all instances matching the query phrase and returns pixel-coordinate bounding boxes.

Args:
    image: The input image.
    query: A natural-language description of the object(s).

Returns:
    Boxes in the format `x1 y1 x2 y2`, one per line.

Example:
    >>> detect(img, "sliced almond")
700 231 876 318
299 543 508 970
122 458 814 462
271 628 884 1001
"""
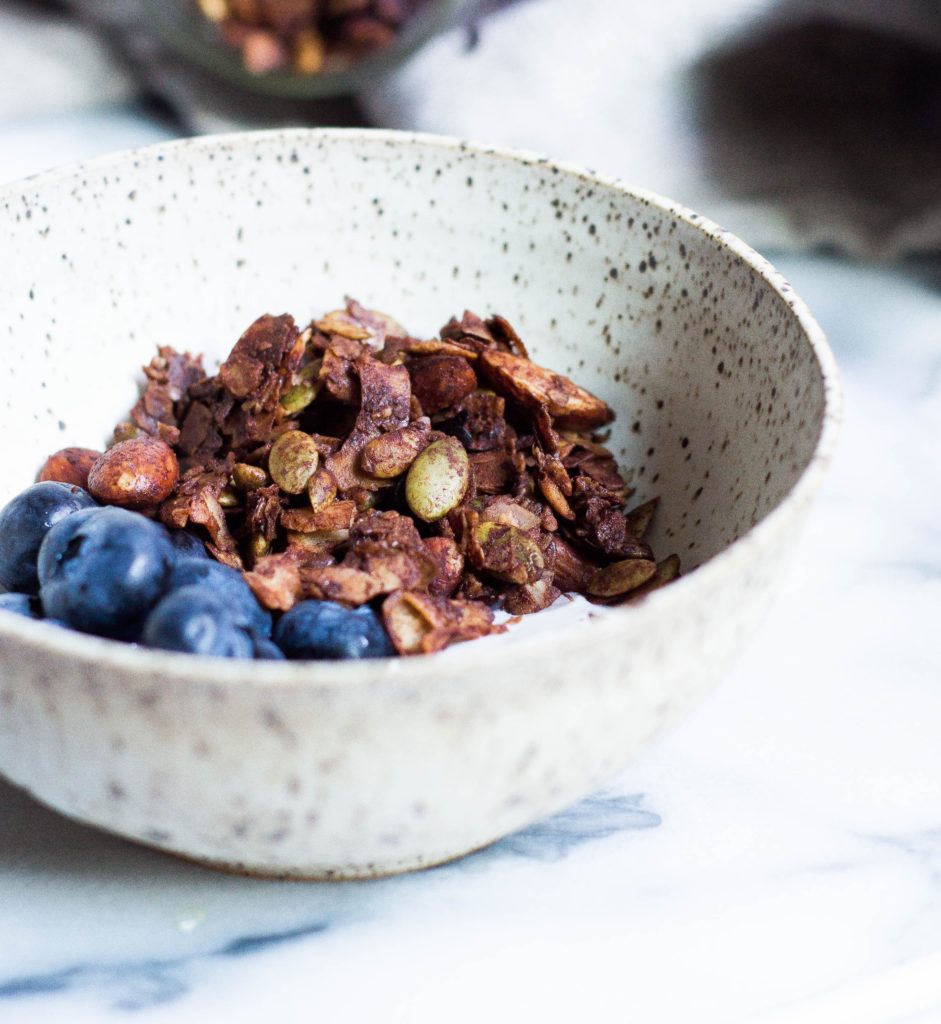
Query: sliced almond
479 349 614 429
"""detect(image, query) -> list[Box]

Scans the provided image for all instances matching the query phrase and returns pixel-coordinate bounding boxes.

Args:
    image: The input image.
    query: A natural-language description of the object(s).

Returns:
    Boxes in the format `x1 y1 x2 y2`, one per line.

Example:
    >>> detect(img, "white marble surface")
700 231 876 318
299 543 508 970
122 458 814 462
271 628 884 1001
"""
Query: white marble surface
0 113 940 1023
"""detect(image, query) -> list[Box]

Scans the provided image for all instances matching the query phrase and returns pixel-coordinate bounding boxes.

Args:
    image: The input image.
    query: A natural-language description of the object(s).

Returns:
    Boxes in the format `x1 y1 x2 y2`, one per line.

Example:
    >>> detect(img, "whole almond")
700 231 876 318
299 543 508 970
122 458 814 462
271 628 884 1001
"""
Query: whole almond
38 447 102 489
88 437 179 510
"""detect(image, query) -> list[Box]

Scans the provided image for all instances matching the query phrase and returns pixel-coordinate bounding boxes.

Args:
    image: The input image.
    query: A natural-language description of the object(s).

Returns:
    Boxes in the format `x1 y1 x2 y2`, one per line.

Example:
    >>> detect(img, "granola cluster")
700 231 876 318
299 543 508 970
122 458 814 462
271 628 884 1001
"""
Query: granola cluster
107 301 678 655
194 0 427 76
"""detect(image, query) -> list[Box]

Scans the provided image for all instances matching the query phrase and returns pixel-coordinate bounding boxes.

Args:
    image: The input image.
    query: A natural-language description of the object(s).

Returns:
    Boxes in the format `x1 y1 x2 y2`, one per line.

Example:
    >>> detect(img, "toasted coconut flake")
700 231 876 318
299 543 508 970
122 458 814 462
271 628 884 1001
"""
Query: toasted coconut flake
381 591 497 655
422 536 464 596
503 575 561 616
244 554 302 611
301 566 382 605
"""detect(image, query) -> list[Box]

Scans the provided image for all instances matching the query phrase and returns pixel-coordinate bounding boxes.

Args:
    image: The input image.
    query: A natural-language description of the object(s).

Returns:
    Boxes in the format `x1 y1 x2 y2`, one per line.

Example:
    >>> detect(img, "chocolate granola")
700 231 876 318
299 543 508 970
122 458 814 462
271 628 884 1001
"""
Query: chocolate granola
48 300 679 656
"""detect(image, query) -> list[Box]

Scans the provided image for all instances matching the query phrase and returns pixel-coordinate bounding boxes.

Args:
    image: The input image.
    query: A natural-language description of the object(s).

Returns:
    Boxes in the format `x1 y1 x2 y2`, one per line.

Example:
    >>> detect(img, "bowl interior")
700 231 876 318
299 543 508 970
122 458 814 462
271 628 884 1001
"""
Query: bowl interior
0 131 828 579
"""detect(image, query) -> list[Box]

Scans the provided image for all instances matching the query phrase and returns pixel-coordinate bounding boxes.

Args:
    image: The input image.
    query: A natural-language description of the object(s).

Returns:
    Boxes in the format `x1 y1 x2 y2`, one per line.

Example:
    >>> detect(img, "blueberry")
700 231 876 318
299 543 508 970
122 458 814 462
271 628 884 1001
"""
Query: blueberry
252 635 286 660
0 592 42 619
166 529 209 560
0 482 97 594
38 506 174 639
142 586 254 659
165 558 271 638
274 600 394 660
35 507 104 580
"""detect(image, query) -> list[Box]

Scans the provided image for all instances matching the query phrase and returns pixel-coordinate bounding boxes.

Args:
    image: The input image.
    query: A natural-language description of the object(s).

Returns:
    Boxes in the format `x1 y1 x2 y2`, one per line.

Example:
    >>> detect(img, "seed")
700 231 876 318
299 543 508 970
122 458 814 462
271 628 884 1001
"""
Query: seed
250 533 271 559
112 422 141 443
626 498 659 539
405 437 470 522
587 558 658 597
233 462 269 491
626 554 681 603
269 430 320 494
217 488 241 508
280 380 320 415
537 473 575 520
307 466 337 511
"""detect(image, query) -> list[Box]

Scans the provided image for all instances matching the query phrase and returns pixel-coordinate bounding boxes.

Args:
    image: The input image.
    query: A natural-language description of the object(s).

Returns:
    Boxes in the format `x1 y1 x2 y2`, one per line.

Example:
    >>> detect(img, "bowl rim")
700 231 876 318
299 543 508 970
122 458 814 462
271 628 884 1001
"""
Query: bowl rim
0 127 842 689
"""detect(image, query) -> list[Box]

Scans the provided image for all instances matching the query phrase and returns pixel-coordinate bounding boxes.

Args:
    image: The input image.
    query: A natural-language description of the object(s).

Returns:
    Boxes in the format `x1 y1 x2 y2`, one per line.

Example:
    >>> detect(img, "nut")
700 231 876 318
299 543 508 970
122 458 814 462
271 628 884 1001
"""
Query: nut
302 566 382 606
479 349 614 429
587 558 658 597
474 522 545 585
307 466 337 512
268 430 320 494
87 437 179 510
281 500 356 533
405 437 469 522
479 496 541 532
361 424 430 478
38 447 102 489
423 537 464 597
408 355 477 414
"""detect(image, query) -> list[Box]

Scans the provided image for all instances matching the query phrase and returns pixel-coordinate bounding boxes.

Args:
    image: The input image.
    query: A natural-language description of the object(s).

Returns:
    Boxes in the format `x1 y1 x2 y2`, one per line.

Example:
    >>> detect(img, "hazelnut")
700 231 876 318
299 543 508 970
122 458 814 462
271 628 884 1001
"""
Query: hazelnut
38 447 102 489
408 355 477 415
87 437 179 510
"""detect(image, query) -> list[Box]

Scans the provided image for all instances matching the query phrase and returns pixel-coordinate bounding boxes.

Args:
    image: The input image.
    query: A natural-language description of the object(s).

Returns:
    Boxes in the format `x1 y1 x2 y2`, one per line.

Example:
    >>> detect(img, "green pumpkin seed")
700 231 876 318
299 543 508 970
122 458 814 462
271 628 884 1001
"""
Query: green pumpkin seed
233 462 269 491
280 380 320 415
269 430 320 494
405 437 470 522
587 558 658 597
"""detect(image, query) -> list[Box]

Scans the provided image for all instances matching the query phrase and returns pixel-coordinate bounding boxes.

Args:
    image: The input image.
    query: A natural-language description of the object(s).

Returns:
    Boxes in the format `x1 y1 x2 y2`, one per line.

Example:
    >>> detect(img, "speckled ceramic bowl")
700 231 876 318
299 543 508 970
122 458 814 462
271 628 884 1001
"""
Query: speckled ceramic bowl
0 130 839 878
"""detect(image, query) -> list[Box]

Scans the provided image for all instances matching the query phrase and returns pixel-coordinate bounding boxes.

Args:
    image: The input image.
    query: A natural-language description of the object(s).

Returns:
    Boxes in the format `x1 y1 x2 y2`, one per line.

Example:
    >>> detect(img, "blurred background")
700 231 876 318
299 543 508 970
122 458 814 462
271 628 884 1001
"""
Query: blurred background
1 0 939 274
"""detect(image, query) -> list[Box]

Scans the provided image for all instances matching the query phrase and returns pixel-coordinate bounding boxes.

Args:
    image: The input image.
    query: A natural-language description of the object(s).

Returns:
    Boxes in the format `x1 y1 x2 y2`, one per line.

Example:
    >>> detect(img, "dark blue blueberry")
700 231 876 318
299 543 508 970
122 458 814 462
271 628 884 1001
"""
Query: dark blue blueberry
0 592 42 619
166 529 209 560
165 558 271 638
0 482 97 594
274 600 394 660
142 586 254 659
252 635 286 660
38 506 175 639
35 507 104 580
